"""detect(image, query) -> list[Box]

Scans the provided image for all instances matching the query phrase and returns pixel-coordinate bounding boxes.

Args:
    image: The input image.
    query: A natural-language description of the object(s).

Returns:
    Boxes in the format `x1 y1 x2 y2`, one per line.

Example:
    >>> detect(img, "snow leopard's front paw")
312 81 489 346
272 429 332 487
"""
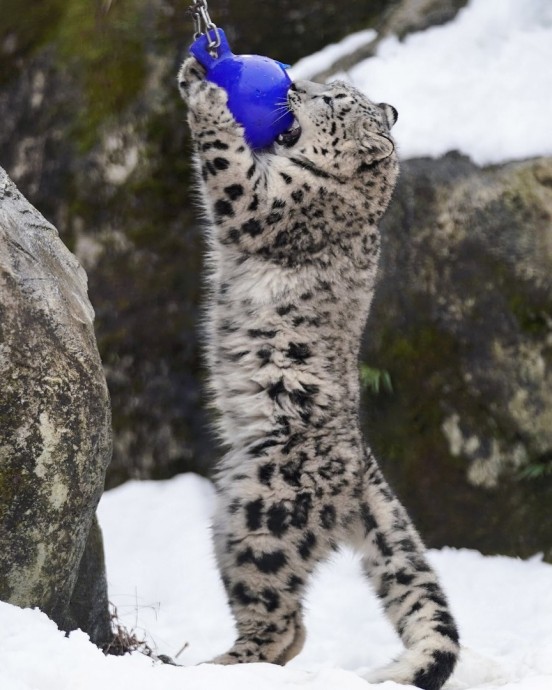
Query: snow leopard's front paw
178 57 229 117
177 57 206 101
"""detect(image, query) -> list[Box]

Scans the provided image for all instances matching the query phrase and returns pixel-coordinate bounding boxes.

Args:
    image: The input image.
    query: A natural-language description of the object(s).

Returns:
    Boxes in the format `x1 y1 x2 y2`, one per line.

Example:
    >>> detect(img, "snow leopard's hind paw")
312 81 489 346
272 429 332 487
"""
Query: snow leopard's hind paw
364 647 459 690
209 620 306 667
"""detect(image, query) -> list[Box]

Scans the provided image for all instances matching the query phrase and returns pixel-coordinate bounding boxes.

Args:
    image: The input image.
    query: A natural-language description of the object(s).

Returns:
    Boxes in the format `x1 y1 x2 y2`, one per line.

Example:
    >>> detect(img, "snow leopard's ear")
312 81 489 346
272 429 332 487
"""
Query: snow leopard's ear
358 125 395 162
378 102 398 130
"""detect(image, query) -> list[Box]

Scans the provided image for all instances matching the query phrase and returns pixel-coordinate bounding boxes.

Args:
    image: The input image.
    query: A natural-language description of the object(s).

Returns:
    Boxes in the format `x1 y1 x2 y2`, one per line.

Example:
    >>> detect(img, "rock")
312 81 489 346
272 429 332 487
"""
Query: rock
310 0 469 82
0 167 112 646
362 154 552 561
66 516 112 647
378 0 469 39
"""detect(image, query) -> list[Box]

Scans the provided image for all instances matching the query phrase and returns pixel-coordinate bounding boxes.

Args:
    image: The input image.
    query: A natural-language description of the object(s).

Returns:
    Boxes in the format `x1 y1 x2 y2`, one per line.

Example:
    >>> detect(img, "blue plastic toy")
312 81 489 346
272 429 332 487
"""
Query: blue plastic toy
189 28 294 150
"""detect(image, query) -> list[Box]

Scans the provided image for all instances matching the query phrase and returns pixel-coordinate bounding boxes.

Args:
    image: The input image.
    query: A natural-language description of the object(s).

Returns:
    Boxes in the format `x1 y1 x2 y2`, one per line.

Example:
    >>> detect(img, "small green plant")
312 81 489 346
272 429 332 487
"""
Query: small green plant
359 364 393 395
519 454 552 481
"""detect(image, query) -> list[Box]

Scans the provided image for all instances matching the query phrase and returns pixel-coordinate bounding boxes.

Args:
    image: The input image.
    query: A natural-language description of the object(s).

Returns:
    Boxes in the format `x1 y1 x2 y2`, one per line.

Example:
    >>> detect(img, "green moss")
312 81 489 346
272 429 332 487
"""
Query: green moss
509 293 551 337
477 237 552 341
0 467 15 526
56 0 148 152
0 0 65 84
498 169 552 338
1 1 148 148
362 323 459 473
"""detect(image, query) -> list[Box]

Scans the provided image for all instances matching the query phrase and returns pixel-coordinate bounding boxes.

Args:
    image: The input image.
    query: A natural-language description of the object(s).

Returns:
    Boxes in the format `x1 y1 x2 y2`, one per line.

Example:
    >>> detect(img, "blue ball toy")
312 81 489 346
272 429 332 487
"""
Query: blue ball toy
189 28 294 150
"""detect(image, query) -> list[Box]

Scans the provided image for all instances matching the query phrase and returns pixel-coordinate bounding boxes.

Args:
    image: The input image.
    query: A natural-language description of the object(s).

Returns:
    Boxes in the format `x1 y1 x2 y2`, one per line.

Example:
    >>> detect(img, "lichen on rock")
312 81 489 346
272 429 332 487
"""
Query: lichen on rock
0 166 113 646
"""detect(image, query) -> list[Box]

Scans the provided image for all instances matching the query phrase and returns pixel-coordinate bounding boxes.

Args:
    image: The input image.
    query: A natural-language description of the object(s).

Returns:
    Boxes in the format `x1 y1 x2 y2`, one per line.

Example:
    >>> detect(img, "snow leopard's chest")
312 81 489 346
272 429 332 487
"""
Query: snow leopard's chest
206 237 376 452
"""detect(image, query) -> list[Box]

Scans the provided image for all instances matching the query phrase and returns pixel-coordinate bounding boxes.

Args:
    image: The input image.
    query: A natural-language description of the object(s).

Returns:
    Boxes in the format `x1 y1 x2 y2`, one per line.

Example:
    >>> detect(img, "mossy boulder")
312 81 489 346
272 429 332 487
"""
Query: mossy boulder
363 155 552 561
0 166 112 646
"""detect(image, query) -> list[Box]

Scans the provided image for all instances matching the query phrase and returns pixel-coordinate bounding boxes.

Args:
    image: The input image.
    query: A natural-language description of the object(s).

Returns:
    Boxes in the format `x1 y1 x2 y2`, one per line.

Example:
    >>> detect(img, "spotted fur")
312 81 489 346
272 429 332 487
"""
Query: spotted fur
178 57 459 690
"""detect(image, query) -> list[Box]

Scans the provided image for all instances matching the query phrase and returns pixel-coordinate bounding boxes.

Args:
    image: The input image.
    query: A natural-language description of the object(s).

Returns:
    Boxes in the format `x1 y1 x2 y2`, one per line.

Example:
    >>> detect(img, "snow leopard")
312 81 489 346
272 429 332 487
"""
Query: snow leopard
178 56 460 690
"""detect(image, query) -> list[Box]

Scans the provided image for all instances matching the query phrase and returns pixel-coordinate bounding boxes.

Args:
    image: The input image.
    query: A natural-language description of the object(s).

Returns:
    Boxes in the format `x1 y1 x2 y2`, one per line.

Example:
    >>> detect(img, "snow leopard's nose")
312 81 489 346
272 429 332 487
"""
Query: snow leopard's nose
292 80 327 97
289 82 306 95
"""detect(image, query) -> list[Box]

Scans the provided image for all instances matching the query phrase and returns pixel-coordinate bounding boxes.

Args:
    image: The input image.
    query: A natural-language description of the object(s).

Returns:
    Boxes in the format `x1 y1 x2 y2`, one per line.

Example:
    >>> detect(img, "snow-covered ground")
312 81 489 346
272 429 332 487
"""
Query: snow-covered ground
1 473 552 690
290 0 552 165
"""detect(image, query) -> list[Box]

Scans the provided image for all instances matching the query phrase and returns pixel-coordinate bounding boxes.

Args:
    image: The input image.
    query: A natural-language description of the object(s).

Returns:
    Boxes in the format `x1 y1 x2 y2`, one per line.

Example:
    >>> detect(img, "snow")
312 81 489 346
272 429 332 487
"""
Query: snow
289 0 552 165
1 473 552 690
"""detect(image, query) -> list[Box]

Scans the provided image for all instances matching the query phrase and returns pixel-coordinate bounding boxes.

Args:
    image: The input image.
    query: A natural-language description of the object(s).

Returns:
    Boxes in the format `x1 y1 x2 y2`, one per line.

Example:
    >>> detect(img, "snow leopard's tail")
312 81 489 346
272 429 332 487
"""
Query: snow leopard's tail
357 456 460 690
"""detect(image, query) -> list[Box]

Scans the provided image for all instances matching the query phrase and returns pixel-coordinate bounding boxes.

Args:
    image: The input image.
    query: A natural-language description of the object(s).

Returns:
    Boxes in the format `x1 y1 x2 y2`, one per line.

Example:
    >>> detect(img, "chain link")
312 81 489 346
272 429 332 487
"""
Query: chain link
188 0 221 56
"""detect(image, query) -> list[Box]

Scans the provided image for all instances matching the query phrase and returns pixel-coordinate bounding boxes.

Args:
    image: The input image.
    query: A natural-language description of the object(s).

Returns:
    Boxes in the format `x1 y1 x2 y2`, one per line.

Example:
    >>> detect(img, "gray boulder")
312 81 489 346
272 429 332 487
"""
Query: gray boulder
363 154 552 561
0 166 113 646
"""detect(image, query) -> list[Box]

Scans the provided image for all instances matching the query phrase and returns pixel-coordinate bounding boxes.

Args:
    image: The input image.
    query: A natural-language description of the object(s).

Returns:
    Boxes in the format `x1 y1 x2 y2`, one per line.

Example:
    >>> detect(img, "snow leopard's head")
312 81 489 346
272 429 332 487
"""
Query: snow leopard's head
275 79 398 180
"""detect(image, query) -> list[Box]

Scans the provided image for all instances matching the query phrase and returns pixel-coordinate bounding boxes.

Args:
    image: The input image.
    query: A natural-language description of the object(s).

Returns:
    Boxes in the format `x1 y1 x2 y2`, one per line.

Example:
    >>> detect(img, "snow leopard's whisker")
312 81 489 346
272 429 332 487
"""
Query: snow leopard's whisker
270 107 293 125
270 103 292 115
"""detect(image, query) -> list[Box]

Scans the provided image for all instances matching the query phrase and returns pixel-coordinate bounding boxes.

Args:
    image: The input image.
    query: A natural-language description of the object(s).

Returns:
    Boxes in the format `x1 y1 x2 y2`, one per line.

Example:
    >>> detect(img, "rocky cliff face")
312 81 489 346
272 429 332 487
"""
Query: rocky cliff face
0 166 112 645
0 1 550 559
363 155 552 560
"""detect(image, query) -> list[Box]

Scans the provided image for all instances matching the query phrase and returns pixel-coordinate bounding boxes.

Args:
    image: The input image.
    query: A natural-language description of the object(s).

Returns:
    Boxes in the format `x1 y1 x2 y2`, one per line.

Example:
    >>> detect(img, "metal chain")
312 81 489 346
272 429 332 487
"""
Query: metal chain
188 0 221 56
